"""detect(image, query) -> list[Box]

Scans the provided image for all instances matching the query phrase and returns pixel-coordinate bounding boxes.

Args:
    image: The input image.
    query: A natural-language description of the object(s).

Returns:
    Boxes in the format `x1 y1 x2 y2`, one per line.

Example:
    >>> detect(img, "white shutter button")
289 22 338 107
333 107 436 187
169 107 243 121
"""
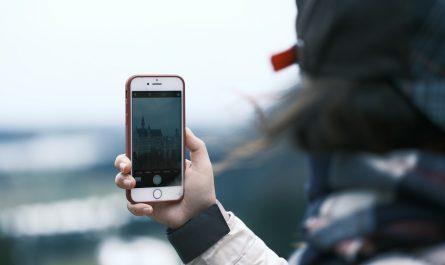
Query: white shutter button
153 189 162 199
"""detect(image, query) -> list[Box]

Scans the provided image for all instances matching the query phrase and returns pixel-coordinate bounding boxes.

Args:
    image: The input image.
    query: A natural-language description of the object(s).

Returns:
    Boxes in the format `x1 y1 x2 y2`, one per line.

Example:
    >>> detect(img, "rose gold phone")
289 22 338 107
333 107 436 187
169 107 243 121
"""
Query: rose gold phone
125 75 185 202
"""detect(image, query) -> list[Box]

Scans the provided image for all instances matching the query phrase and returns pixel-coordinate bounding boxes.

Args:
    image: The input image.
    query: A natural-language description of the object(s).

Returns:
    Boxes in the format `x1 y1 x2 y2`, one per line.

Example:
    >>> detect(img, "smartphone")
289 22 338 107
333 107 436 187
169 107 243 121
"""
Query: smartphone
125 75 185 202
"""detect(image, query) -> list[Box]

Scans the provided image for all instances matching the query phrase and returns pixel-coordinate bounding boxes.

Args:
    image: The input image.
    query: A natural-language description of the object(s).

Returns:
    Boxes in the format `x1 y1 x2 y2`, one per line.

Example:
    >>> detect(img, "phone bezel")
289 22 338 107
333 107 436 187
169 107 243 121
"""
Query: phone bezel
125 75 185 203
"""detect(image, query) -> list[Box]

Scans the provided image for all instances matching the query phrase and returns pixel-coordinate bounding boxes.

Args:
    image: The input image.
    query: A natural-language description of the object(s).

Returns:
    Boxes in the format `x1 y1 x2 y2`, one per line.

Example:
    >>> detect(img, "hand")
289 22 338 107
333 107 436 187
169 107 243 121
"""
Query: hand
114 127 216 229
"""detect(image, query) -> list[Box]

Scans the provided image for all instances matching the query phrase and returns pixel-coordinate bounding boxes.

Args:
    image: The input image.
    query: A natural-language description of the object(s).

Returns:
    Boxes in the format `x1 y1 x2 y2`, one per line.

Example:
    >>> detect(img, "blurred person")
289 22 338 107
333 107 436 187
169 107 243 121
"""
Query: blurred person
114 0 445 264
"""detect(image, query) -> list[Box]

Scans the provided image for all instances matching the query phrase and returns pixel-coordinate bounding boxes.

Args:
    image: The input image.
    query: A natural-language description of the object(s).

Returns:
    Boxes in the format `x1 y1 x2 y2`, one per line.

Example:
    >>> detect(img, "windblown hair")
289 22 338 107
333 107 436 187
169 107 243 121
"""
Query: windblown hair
213 79 445 173
283 79 445 153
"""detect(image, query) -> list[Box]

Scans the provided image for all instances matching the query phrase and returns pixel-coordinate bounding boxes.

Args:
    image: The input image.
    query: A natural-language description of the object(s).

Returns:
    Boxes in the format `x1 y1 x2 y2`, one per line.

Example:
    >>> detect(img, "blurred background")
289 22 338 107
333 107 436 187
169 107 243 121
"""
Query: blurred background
0 0 309 264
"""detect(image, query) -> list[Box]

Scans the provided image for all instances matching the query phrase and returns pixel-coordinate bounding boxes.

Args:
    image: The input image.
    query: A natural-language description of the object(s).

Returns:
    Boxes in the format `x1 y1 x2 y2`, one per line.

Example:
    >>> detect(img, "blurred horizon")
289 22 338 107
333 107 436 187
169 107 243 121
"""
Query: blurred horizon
0 124 309 265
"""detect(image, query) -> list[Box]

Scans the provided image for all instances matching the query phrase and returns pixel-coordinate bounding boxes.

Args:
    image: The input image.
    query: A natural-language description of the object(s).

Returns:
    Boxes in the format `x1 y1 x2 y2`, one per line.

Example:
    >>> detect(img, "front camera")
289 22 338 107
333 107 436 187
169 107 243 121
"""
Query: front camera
146 83 150 85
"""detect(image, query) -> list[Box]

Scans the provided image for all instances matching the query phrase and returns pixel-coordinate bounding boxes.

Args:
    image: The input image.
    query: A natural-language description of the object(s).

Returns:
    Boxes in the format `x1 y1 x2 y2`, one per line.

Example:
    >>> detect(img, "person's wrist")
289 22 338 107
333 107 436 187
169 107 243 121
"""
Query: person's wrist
167 217 188 230
168 200 217 229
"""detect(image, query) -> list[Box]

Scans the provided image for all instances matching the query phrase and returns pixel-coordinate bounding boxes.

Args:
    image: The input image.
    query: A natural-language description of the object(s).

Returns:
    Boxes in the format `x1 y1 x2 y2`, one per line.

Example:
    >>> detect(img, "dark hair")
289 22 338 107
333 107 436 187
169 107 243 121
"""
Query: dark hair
289 79 445 153
213 79 445 173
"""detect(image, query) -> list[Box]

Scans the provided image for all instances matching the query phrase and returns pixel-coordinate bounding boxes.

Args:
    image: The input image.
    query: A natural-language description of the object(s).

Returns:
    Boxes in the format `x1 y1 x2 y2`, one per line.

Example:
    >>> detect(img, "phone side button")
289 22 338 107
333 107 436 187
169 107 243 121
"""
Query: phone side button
153 189 162 199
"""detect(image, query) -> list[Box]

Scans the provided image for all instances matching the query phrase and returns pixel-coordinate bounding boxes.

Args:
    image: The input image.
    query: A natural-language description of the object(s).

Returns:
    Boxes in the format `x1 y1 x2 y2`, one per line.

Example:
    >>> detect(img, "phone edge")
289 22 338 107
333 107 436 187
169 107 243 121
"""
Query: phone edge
125 75 186 204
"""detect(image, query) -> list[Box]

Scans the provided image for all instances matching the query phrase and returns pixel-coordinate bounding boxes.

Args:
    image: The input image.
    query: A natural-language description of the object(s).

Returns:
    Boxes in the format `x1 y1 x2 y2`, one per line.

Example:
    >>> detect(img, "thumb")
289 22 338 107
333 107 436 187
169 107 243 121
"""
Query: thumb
185 127 210 167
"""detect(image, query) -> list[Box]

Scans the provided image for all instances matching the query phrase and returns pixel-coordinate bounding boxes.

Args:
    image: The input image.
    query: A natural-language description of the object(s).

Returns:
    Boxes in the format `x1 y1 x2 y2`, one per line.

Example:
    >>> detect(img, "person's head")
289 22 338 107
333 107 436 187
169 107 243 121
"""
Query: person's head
215 0 445 173
272 0 445 153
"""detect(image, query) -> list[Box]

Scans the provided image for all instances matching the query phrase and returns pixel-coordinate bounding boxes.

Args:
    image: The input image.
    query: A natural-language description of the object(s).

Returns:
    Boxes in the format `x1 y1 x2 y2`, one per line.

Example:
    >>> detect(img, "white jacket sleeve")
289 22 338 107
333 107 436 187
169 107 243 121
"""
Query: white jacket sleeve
189 210 288 265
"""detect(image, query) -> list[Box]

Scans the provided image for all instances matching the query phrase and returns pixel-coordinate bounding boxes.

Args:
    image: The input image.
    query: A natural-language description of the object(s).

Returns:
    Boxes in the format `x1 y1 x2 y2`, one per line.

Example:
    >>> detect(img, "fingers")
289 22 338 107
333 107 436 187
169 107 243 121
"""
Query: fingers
114 154 132 173
185 128 210 166
127 202 153 216
115 172 135 189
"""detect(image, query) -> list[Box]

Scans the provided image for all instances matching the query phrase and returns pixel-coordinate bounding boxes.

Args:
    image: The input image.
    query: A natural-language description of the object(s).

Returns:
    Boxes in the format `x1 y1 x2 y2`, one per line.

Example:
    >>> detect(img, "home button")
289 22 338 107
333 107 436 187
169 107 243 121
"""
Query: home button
153 189 162 199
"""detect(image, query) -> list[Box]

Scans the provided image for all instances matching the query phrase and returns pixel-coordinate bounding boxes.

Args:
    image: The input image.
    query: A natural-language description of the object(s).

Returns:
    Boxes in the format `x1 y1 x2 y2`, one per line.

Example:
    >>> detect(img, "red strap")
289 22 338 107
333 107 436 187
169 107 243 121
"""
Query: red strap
271 46 298 71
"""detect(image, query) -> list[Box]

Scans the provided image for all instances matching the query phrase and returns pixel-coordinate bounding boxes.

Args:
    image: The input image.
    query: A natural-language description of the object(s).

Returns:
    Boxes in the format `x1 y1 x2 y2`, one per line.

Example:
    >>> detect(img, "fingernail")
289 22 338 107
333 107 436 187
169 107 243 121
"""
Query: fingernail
120 163 126 172
123 179 132 188
143 207 152 215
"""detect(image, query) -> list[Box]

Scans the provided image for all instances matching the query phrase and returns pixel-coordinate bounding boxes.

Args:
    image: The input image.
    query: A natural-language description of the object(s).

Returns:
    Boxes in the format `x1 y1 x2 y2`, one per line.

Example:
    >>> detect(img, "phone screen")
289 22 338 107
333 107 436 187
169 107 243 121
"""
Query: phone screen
131 91 182 188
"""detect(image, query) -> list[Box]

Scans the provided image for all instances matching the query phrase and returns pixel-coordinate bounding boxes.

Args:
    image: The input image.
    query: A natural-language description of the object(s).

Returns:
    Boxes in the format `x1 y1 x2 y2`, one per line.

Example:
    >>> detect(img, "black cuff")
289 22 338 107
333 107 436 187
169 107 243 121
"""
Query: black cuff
166 204 230 263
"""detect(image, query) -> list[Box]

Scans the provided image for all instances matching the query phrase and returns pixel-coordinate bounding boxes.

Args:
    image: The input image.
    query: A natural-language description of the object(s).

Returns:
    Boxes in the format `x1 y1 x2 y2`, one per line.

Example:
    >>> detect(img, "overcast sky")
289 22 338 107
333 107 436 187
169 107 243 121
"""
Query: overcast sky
133 97 181 137
0 0 298 130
